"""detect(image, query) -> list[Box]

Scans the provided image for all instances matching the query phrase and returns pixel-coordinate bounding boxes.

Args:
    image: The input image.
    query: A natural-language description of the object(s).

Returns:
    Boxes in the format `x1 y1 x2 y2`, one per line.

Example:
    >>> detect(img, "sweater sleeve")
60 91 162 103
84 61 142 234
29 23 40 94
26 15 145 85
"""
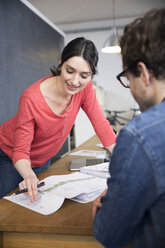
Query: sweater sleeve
81 82 116 147
12 92 35 165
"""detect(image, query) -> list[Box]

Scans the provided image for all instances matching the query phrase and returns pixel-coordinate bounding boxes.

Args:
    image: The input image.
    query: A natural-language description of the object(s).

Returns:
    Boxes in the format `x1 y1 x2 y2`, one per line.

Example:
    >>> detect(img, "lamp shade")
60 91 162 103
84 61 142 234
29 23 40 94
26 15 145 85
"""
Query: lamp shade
101 26 121 54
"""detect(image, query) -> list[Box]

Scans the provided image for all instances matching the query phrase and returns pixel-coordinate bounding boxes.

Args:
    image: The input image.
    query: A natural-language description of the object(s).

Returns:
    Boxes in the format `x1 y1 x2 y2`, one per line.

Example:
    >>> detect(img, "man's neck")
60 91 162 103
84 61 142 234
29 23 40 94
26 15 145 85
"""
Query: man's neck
152 78 165 104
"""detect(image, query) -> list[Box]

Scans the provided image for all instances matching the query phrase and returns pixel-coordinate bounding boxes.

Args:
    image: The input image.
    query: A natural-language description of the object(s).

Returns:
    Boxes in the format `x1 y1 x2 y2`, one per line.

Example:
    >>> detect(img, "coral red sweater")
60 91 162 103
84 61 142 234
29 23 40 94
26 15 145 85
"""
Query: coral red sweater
0 76 116 167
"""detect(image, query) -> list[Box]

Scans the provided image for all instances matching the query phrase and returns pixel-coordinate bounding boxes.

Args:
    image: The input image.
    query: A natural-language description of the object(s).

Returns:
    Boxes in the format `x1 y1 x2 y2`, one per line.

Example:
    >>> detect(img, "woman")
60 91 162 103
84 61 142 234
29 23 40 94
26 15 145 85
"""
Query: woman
0 37 116 202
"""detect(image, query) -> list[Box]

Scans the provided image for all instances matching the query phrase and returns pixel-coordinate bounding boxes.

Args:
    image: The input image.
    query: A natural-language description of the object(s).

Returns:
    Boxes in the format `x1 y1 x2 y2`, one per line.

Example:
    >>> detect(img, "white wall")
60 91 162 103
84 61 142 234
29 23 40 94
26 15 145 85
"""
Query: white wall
65 29 138 146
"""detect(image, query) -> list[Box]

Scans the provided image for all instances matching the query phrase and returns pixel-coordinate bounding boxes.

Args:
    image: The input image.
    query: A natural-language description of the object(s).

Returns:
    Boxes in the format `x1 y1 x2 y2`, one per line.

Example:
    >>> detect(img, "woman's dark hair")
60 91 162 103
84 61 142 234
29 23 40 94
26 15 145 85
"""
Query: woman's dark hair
120 8 165 79
50 37 98 76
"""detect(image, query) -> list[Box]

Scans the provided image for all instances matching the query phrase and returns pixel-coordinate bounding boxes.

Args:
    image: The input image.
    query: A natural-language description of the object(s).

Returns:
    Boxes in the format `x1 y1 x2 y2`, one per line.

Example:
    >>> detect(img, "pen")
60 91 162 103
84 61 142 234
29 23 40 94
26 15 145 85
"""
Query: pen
13 182 45 195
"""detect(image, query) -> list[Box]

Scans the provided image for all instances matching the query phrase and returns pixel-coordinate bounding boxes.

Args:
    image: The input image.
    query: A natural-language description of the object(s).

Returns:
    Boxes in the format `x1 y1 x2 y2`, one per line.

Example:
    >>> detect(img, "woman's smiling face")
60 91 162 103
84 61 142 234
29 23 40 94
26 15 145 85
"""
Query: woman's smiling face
60 56 92 95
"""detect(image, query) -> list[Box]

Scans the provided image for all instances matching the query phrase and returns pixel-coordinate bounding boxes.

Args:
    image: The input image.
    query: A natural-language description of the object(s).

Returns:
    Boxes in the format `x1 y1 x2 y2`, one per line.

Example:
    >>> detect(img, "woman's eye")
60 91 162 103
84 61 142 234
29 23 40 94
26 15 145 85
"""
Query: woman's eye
81 75 87 79
67 70 73 74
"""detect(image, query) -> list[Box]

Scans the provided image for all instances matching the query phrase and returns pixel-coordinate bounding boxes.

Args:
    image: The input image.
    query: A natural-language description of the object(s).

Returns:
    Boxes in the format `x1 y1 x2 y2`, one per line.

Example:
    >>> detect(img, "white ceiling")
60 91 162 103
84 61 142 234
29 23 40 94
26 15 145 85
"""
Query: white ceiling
27 0 165 33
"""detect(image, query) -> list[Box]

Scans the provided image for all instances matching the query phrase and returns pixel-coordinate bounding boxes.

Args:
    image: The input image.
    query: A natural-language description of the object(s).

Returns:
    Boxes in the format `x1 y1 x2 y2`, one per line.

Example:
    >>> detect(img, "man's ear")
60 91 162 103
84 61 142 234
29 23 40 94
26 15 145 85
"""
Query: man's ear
59 58 62 64
137 62 151 87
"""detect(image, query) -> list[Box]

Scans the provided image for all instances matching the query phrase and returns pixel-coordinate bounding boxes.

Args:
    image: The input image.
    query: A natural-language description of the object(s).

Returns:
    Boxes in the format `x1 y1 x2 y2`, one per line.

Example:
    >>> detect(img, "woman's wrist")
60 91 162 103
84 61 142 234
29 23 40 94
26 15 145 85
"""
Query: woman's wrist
14 159 35 179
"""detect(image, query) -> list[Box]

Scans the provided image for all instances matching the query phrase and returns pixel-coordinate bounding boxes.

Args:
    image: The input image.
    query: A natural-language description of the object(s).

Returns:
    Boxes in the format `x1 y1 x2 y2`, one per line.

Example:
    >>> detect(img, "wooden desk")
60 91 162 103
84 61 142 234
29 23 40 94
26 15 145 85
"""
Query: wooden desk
0 135 132 248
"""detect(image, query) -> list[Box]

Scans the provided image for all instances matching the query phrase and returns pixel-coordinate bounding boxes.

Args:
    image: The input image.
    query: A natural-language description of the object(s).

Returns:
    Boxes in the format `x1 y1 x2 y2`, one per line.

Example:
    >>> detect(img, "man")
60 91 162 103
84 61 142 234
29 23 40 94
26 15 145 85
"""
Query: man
93 8 165 248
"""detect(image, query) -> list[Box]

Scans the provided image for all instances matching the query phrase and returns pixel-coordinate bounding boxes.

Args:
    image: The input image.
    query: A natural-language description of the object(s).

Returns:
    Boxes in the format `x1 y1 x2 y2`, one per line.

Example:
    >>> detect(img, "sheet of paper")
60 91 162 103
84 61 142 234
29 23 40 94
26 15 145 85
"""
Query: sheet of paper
96 144 104 148
4 172 107 215
70 150 106 158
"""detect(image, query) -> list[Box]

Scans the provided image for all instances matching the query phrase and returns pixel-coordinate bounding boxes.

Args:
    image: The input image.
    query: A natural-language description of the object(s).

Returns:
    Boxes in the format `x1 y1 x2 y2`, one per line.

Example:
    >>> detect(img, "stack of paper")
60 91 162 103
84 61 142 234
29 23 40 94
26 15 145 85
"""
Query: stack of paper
80 162 110 179
70 150 106 158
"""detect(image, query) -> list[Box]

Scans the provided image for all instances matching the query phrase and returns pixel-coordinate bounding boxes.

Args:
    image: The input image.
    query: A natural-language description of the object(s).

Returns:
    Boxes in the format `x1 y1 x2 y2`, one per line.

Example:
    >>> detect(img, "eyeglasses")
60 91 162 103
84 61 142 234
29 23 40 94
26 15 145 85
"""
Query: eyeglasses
116 69 129 88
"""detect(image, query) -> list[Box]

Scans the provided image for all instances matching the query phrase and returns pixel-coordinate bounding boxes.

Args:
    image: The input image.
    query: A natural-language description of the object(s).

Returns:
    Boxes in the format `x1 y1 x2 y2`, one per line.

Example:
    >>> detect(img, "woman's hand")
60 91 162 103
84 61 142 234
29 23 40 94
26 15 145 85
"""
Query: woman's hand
92 189 107 218
15 159 39 202
19 174 39 202
107 143 116 154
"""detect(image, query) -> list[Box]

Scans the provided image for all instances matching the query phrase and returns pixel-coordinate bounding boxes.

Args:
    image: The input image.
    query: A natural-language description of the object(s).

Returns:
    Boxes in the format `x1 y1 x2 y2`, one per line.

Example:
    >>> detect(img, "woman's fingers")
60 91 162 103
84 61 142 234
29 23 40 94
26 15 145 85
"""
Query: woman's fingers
19 175 39 202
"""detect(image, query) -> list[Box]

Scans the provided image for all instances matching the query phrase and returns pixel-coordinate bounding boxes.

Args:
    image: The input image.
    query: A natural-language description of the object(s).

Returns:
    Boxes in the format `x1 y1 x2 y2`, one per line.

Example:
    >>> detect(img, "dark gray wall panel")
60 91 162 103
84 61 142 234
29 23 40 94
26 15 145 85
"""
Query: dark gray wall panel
0 0 69 158
0 0 64 124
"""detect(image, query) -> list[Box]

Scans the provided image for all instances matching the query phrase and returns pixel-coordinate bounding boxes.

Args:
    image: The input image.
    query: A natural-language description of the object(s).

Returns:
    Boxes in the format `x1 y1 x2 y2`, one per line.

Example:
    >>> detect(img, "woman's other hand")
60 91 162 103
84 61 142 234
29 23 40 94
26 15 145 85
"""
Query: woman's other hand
107 143 116 154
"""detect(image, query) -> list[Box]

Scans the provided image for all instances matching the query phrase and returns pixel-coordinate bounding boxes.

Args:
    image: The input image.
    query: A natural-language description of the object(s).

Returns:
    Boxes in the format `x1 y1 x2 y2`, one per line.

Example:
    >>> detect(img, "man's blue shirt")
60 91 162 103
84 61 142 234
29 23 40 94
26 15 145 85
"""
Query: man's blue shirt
93 100 165 248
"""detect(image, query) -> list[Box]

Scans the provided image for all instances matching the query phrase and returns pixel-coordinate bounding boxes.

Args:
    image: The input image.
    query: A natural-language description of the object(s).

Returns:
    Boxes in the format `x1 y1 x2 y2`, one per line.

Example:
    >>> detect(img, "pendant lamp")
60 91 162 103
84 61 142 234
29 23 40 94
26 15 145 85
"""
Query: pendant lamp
101 0 121 54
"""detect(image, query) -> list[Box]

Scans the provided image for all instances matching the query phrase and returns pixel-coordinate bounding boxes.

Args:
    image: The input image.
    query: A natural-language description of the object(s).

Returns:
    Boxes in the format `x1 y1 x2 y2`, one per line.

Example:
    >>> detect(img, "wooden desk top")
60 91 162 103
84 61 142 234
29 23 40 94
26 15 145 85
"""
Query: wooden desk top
0 135 102 235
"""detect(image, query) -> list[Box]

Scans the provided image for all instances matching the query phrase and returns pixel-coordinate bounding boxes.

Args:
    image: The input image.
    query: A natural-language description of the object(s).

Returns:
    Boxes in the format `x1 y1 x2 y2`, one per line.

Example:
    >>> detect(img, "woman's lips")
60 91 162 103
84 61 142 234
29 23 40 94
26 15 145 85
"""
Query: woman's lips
66 82 80 91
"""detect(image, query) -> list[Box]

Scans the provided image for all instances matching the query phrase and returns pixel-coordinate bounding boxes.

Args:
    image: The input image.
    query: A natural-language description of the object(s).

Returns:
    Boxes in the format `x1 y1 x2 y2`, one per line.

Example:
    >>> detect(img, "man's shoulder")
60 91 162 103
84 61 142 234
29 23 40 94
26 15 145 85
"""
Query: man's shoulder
124 102 165 135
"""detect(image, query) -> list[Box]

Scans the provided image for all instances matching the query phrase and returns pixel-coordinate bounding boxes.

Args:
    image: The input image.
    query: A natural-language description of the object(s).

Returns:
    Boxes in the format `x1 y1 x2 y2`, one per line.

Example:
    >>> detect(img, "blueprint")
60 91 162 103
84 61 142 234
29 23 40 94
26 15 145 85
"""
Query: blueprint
4 172 107 215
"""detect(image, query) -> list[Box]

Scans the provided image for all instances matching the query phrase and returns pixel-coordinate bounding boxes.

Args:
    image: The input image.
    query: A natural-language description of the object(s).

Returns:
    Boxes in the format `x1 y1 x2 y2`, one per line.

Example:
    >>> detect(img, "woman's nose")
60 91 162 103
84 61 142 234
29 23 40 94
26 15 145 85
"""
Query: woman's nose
72 74 79 86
